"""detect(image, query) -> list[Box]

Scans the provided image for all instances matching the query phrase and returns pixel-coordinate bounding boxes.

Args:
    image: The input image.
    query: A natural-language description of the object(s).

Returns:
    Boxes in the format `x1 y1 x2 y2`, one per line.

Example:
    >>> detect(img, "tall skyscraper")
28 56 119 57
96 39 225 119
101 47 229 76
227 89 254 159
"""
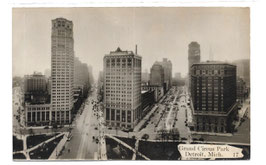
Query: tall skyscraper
188 42 201 90
51 18 74 124
103 47 142 129
150 62 164 86
190 61 237 133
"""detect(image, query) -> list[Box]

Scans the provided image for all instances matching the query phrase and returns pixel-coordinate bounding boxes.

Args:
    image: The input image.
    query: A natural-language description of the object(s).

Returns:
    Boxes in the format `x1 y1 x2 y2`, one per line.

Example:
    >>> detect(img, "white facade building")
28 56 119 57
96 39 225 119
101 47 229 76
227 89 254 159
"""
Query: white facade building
103 47 142 129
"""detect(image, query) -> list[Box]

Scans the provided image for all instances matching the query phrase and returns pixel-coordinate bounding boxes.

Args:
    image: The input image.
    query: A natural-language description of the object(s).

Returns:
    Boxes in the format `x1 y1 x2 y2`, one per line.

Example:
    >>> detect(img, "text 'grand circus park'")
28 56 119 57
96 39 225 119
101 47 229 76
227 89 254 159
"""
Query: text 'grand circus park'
13 14 250 160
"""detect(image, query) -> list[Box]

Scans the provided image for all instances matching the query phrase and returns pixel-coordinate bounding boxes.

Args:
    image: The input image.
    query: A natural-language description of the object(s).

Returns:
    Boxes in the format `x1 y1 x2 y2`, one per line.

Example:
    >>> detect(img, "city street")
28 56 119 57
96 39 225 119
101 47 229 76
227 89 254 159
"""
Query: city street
13 86 25 135
125 86 192 141
59 89 99 160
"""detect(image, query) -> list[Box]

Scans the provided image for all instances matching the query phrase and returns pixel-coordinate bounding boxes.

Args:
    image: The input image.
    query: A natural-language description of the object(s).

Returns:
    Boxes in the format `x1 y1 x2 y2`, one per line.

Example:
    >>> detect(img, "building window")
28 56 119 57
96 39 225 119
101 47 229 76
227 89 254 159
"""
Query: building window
37 112 40 121
32 112 36 122
111 109 115 121
127 111 131 123
122 110 126 122
106 108 110 120
46 112 49 121
116 110 120 121
27 112 31 122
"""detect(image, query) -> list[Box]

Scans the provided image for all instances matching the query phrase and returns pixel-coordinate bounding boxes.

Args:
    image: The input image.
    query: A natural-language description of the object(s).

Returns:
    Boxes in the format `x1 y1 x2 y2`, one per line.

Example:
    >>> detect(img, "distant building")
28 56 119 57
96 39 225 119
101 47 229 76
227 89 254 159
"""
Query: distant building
173 72 185 86
190 61 237 133
24 72 51 126
141 69 150 84
24 72 47 93
12 76 23 88
97 71 104 101
74 57 90 98
232 59 250 86
237 77 248 104
44 68 51 78
188 42 201 90
157 58 172 91
103 47 142 129
150 62 164 87
24 72 49 104
88 65 94 86
175 72 181 80
51 18 74 125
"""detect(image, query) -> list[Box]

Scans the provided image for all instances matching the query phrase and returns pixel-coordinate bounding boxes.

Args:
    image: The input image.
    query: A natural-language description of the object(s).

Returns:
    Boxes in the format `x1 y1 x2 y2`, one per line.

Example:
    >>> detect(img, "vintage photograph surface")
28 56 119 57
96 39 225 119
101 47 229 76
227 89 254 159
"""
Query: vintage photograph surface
12 7 250 160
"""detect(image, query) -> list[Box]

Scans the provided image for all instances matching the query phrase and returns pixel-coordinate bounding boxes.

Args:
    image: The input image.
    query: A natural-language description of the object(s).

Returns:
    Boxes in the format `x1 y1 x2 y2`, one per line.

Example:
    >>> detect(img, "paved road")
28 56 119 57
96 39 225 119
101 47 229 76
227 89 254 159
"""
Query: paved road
59 90 99 160
175 92 190 139
13 86 25 135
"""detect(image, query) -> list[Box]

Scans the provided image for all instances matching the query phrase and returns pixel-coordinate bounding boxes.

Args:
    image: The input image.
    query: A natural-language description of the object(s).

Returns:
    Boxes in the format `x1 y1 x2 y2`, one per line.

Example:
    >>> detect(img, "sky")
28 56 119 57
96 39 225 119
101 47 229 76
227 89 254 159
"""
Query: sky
12 7 250 80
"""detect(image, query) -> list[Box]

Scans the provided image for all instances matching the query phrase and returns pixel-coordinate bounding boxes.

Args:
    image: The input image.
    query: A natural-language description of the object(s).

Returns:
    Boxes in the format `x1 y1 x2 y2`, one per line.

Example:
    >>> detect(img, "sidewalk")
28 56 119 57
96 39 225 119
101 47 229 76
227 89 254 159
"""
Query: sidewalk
49 132 69 160
191 131 232 137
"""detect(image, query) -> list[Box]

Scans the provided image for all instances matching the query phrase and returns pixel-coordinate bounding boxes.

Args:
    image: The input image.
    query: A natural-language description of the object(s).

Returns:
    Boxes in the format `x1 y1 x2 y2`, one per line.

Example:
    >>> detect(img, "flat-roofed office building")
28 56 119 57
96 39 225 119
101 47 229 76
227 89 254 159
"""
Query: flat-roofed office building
103 47 142 129
190 61 237 133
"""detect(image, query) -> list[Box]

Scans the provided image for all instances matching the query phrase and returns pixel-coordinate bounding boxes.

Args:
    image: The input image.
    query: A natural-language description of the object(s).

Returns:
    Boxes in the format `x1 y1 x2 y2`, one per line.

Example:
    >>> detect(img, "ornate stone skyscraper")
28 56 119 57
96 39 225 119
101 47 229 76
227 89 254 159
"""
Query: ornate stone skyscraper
51 18 74 124
103 47 142 129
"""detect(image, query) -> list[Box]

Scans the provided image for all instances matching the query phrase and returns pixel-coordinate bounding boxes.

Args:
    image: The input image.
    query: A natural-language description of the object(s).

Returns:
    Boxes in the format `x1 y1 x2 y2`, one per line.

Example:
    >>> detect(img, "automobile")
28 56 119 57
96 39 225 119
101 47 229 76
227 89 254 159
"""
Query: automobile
199 138 204 141
44 126 49 129
94 127 98 130
67 134 73 141
108 127 112 130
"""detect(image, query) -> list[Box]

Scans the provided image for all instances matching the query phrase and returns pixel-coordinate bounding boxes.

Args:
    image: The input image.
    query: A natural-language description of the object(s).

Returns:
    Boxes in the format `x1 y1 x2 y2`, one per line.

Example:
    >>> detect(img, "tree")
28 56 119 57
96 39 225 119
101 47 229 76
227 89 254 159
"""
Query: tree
28 128 34 136
142 134 149 141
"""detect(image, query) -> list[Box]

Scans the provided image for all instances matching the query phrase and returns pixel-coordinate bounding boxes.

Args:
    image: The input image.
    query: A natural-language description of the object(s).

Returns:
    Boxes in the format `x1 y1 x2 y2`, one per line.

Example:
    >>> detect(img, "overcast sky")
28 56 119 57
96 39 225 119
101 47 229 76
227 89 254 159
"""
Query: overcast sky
13 7 250 79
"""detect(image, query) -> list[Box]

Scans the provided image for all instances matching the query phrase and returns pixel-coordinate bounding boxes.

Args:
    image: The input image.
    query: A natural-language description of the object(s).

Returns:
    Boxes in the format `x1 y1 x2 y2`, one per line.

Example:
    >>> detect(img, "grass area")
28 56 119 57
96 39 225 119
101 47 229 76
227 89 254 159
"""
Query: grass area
106 137 133 160
115 136 136 149
29 135 63 159
138 140 184 160
13 136 23 152
13 153 26 160
27 133 59 149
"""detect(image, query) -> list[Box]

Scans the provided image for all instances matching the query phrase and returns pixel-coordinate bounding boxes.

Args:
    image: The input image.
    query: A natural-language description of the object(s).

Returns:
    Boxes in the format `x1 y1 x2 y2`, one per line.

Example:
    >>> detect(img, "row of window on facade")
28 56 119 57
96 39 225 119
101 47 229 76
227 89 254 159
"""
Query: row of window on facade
106 58 141 67
192 69 231 75
106 103 132 106
106 108 132 123
54 21 71 28
51 103 70 107
27 107 50 111
195 125 225 133
106 98 132 102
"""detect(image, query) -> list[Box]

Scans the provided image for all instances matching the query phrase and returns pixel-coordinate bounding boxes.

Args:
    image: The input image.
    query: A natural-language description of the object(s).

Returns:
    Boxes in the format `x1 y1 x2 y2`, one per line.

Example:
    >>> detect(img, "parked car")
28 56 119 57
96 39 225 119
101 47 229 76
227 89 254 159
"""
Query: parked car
44 126 49 129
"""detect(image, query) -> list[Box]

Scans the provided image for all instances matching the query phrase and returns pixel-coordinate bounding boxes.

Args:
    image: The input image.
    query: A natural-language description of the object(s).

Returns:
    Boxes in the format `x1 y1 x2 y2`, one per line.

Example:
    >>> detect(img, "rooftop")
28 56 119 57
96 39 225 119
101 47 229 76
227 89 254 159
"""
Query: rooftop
192 61 236 67
105 47 141 58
